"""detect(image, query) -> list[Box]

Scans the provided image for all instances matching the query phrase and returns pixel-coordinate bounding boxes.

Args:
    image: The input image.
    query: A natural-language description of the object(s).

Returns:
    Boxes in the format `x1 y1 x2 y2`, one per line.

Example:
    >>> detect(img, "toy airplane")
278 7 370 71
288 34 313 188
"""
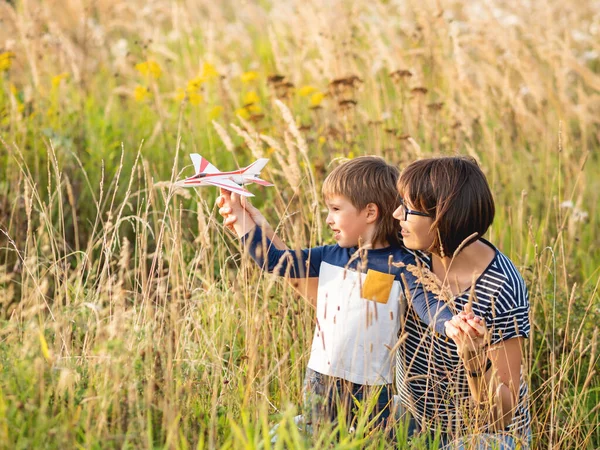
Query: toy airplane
176 153 273 197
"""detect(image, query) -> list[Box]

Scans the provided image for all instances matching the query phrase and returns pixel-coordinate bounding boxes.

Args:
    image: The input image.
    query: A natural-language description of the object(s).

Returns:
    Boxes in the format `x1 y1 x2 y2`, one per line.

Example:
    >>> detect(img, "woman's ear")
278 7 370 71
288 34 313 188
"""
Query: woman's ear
365 203 379 223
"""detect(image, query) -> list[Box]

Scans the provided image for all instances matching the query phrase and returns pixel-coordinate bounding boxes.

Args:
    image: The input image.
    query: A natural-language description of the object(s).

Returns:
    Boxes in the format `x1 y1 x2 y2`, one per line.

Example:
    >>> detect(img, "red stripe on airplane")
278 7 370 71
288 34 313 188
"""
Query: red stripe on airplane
199 157 209 172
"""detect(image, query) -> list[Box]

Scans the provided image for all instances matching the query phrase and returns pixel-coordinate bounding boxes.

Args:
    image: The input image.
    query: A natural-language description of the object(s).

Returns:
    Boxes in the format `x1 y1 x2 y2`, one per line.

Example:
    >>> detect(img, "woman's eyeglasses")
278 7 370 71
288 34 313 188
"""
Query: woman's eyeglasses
398 198 432 221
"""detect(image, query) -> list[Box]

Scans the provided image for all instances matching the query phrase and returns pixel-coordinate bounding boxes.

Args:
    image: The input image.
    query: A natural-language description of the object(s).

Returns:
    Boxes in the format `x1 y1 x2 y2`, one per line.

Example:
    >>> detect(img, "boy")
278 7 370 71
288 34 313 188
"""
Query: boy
217 156 452 431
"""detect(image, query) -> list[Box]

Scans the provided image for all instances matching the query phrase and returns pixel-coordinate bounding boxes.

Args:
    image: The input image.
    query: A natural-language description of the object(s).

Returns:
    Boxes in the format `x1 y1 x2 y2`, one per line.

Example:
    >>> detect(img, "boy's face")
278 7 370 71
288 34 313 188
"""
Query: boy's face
325 195 374 248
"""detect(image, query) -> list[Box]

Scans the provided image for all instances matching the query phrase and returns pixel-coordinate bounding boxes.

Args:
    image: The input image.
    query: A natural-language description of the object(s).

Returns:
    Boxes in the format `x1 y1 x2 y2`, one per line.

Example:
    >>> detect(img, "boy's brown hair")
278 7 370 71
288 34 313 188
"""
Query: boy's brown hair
397 156 495 255
322 156 401 247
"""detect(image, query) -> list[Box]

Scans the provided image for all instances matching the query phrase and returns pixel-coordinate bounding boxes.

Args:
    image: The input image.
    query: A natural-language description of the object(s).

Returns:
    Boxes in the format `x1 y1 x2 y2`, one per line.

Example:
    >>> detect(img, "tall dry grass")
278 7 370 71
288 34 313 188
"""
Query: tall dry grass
0 0 598 448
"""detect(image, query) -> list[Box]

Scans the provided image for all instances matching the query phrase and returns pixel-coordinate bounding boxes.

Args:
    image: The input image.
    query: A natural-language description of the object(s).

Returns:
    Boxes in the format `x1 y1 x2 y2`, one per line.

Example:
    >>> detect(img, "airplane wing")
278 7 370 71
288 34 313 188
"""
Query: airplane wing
202 178 254 197
250 177 274 186
190 153 220 174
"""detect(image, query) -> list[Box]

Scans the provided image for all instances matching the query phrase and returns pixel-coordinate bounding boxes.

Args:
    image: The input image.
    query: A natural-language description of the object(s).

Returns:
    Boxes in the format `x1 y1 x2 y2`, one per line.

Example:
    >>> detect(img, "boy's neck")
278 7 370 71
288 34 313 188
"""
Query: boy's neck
355 238 388 250
372 239 389 249
356 225 388 250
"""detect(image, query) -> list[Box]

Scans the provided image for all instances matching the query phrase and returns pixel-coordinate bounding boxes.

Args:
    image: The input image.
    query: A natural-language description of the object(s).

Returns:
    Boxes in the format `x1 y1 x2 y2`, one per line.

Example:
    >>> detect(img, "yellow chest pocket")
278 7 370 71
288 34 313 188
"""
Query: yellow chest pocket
361 269 395 304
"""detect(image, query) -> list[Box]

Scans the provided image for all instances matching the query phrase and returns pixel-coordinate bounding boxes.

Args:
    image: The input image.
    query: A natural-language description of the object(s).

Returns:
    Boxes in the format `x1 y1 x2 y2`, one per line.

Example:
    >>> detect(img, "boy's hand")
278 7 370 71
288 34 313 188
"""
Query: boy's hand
216 189 258 236
216 189 273 233
217 189 244 231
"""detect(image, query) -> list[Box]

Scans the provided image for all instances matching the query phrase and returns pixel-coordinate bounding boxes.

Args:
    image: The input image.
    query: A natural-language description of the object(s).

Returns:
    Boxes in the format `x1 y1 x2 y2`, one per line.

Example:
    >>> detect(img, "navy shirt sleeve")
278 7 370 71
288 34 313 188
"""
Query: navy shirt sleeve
240 226 323 278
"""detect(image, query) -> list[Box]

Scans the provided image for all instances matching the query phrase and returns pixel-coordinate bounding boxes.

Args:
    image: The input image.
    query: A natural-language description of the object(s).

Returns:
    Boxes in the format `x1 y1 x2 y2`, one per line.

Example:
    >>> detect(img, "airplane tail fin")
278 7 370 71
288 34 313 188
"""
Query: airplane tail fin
242 158 273 186
242 158 269 175
190 153 220 175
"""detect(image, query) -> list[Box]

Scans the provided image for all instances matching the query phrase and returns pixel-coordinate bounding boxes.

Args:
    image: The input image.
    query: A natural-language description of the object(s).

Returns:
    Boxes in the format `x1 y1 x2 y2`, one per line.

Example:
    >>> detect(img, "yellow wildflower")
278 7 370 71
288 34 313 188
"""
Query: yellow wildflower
310 92 325 107
135 60 162 79
248 104 261 114
201 62 218 79
0 51 15 72
175 88 186 102
243 91 260 105
188 91 203 106
39 331 52 362
209 105 224 120
187 77 205 93
241 71 258 83
134 85 151 102
298 85 316 97
46 106 57 118
51 73 69 88
235 108 251 120
9 83 18 95
318 136 326 145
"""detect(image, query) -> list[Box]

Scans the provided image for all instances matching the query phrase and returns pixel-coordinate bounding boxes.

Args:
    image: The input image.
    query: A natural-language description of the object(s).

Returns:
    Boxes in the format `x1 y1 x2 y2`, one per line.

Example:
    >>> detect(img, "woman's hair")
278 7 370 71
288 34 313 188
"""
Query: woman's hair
323 156 401 246
397 156 495 256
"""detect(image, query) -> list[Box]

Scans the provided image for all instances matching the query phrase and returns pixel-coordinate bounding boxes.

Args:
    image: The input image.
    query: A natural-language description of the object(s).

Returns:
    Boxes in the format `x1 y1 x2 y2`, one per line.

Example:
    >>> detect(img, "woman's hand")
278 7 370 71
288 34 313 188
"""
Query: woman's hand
445 303 488 362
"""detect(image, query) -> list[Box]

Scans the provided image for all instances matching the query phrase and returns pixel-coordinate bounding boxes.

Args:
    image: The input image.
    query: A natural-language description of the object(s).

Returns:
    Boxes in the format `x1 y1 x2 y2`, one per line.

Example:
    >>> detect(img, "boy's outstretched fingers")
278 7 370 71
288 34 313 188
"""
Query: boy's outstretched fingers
216 188 231 208
219 205 232 216
217 189 237 231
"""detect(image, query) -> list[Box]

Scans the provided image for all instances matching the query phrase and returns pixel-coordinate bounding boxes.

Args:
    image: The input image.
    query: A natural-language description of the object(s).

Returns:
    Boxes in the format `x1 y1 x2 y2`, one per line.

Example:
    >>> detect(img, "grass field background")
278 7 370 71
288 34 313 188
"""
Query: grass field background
0 0 599 448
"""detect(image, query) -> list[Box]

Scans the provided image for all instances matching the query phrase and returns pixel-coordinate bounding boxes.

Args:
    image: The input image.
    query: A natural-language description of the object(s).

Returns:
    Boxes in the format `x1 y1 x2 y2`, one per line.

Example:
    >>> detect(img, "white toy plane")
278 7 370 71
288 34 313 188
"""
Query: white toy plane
176 153 273 197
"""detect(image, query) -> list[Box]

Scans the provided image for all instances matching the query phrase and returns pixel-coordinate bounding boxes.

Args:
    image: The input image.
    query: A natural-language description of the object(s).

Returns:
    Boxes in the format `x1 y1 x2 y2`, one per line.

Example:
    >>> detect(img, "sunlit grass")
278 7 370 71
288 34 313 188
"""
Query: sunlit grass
0 0 599 448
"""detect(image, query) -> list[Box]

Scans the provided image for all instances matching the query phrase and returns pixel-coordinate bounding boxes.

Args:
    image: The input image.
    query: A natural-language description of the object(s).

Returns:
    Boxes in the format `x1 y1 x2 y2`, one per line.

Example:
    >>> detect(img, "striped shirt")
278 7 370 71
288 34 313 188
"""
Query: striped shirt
396 239 531 439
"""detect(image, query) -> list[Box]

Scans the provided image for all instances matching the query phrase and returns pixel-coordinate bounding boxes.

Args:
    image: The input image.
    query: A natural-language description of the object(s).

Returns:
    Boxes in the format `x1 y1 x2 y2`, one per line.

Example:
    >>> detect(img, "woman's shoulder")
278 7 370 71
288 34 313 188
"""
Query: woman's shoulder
475 244 529 312
483 247 527 290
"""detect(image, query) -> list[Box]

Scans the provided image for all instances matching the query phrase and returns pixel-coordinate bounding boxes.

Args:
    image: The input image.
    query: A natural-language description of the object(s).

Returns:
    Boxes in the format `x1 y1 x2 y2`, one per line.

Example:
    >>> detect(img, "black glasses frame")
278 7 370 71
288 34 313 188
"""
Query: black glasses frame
399 198 432 221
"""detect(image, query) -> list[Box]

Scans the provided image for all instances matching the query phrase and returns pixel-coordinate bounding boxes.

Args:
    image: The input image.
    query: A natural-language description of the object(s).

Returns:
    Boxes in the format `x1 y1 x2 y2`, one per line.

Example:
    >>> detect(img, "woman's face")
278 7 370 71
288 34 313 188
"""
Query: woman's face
392 197 435 251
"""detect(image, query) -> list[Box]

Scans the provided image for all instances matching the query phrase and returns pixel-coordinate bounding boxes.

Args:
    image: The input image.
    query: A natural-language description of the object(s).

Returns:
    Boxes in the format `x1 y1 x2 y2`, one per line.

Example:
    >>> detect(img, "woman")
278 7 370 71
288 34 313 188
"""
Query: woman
393 156 531 449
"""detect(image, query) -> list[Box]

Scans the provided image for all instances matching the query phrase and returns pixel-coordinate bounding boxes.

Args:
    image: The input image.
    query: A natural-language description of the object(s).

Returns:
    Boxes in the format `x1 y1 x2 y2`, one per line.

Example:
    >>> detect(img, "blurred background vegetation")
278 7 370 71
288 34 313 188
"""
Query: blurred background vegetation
0 0 598 448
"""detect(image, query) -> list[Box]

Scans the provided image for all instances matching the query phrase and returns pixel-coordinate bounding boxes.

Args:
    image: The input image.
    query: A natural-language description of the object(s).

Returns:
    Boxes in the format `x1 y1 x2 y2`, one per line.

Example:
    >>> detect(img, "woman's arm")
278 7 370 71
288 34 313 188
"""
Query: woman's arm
445 310 523 430
217 190 318 306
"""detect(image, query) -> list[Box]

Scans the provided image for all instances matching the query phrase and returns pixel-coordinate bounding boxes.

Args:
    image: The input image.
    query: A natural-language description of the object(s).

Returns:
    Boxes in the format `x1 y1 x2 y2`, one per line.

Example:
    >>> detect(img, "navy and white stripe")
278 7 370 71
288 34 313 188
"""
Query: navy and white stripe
396 239 531 439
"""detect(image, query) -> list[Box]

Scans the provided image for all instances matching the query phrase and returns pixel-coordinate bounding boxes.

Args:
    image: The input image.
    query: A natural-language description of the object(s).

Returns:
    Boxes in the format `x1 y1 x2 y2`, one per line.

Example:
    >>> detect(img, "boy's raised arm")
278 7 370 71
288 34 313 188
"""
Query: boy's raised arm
217 190 319 305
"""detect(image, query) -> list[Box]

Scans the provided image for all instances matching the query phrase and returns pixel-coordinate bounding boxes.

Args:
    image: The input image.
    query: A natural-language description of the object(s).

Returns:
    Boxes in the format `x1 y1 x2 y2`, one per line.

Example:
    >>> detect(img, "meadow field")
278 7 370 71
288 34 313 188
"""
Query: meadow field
0 0 599 448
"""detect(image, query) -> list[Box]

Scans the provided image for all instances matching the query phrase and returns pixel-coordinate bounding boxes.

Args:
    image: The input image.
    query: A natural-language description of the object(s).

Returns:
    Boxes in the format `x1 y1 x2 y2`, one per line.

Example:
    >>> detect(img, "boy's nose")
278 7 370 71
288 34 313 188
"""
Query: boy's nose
392 205 402 220
325 213 334 225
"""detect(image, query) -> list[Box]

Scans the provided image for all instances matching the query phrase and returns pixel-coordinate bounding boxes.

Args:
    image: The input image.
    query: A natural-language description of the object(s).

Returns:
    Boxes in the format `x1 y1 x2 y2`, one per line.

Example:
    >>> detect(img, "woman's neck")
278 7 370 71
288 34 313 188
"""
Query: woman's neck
431 240 495 295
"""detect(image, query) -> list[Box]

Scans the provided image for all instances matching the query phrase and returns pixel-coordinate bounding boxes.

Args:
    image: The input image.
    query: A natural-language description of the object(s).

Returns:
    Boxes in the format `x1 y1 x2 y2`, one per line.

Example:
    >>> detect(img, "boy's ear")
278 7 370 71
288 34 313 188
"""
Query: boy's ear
365 203 379 223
